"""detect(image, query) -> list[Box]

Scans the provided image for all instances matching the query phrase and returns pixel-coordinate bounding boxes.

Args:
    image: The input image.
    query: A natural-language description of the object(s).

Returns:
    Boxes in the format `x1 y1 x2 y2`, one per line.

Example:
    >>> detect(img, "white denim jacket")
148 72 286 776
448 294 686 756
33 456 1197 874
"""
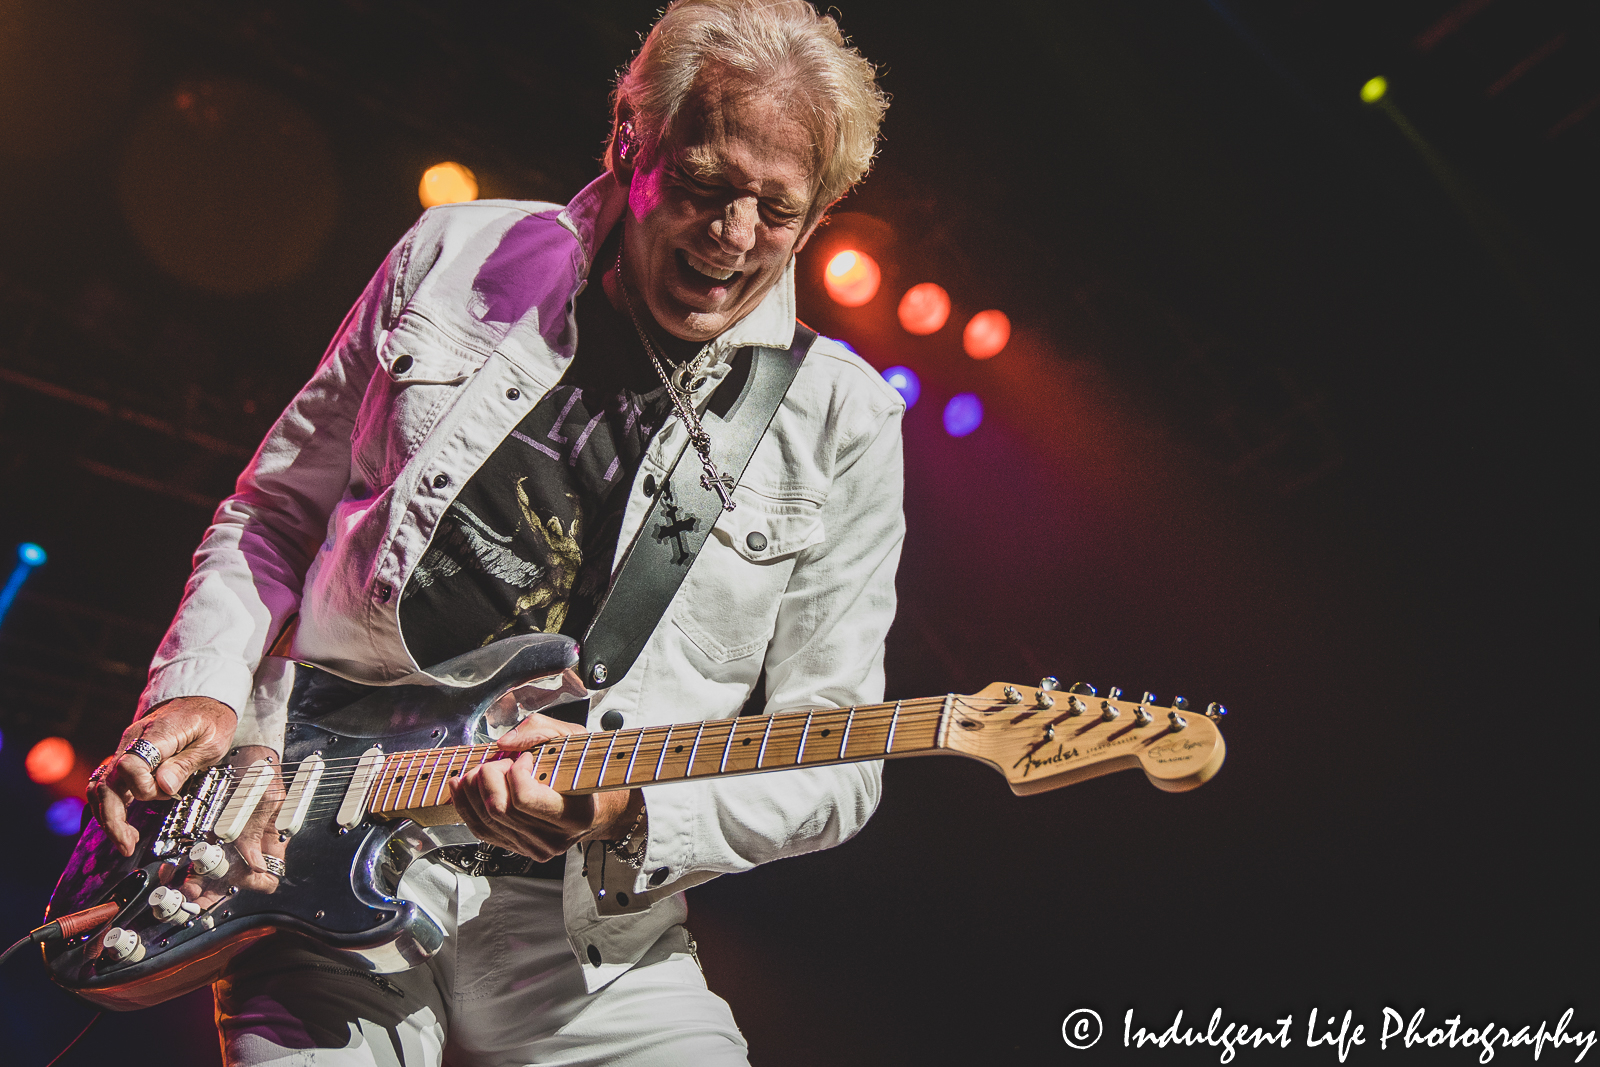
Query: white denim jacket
136 172 905 990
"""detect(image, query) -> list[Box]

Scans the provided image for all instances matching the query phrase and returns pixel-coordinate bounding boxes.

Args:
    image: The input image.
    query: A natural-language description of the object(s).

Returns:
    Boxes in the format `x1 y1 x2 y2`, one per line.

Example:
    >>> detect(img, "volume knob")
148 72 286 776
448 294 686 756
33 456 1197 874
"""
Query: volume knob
189 841 228 878
101 927 145 963
149 886 183 921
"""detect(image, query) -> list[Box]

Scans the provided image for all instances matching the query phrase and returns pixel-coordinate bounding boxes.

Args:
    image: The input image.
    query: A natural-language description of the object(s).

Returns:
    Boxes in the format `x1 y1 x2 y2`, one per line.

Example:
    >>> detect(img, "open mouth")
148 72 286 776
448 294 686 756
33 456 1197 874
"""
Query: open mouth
677 249 743 287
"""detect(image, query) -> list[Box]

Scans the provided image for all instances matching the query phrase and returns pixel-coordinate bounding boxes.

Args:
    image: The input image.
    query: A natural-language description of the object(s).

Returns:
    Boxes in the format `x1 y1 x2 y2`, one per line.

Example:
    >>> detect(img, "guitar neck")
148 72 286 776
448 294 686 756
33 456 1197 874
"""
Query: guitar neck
365 697 953 821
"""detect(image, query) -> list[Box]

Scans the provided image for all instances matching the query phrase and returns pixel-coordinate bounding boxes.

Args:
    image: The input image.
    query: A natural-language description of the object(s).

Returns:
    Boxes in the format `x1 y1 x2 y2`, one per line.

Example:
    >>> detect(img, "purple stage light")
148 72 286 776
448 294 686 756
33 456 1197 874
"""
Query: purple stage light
47 796 85 836
943 393 983 437
882 366 921 409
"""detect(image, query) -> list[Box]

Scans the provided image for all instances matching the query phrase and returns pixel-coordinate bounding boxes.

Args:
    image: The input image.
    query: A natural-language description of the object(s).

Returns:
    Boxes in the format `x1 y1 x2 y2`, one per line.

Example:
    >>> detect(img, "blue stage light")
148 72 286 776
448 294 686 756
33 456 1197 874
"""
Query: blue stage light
943 393 983 437
1 541 48 627
47 796 85 837
882 366 921 409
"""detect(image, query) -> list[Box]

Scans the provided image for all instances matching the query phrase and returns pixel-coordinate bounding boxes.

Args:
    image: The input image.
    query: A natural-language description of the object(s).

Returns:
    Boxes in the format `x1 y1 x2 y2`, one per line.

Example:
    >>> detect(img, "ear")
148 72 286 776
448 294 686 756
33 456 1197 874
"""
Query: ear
609 109 639 183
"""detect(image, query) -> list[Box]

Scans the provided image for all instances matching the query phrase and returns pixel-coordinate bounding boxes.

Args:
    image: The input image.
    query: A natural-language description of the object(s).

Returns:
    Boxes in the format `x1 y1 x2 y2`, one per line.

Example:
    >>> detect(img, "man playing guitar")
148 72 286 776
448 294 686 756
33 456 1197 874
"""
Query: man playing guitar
85 2 901 1062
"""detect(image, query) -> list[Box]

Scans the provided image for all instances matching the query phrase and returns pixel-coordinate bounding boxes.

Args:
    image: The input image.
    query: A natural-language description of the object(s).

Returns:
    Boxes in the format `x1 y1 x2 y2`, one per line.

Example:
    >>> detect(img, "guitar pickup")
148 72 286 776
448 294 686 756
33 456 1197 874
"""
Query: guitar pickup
213 760 276 843
276 753 326 837
336 747 386 829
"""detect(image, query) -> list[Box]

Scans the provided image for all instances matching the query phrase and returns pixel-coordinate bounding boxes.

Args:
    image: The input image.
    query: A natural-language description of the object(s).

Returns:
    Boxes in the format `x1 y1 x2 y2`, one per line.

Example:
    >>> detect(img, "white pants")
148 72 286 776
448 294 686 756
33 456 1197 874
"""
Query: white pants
215 860 749 1067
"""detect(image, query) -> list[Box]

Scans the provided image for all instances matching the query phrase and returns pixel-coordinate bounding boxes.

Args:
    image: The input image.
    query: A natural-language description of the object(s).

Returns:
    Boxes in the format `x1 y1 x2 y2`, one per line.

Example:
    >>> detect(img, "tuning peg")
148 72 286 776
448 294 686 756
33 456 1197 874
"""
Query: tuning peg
1002 686 1023 704
1172 696 1189 711
1206 702 1227 721
1168 711 1188 731
1067 695 1087 716
1039 677 1059 692
1100 699 1120 721
1068 682 1096 696
1034 689 1056 710
1133 704 1153 725
1107 687 1123 701
1142 691 1157 705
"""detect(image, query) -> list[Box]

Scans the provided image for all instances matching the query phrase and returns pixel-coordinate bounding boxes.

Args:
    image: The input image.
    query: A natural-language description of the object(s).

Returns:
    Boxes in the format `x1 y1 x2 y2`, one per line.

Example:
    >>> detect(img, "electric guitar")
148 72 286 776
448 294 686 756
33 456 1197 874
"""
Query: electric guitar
43 633 1226 1010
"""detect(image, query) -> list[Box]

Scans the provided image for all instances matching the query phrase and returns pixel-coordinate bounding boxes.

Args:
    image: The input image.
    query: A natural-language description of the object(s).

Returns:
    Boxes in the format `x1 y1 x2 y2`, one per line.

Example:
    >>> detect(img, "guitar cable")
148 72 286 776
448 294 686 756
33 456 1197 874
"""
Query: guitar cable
1 902 123 1064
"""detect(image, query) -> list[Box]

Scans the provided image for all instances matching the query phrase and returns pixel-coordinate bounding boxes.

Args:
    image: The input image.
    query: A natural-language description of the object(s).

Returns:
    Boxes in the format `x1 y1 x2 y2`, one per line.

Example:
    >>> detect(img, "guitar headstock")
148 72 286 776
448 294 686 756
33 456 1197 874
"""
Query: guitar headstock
941 681 1226 795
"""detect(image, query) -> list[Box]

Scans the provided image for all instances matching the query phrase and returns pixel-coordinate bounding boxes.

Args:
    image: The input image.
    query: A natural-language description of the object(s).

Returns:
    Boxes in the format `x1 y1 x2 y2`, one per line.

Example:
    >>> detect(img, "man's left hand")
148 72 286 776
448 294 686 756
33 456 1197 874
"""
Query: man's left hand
451 713 641 861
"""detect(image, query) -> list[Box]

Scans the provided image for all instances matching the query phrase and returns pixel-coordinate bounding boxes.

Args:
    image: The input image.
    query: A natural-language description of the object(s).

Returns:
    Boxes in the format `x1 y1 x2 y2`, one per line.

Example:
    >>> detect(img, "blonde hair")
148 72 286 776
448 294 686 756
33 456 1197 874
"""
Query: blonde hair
608 0 888 219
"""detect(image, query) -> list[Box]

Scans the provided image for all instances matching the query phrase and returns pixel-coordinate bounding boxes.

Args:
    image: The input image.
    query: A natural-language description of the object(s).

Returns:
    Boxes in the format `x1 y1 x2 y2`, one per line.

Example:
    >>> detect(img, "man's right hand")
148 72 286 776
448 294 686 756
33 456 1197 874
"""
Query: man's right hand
87 696 237 857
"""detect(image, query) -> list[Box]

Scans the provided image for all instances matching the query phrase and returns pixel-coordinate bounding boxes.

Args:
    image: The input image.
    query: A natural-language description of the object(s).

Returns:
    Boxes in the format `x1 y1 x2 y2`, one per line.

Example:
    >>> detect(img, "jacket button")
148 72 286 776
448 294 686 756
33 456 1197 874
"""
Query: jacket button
642 474 656 497
600 710 624 731
391 355 413 374
649 867 670 887
377 584 392 603
616 892 629 908
745 531 768 552
506 388 520 400
432 474 449 489
586 944 602 966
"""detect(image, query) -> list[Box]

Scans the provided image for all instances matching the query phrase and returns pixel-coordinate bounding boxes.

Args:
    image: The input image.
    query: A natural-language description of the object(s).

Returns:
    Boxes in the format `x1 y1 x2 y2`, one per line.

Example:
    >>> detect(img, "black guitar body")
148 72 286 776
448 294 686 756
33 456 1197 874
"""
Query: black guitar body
43 633 584 1010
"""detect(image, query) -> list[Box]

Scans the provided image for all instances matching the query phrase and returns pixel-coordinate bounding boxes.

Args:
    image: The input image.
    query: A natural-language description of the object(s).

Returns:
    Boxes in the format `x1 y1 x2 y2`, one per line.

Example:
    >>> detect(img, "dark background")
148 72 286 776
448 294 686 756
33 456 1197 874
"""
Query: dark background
0 0 1593 1063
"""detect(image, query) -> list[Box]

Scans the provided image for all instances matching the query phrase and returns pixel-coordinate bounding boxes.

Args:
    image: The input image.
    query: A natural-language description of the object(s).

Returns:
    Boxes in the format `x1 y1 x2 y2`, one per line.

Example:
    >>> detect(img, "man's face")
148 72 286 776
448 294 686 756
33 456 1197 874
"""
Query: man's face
619 67 821 343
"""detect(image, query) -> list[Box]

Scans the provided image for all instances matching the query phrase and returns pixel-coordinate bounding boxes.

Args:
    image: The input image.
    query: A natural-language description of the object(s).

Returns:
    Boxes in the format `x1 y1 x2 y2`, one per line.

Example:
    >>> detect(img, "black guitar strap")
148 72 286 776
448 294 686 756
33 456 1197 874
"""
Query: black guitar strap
577 324 818 689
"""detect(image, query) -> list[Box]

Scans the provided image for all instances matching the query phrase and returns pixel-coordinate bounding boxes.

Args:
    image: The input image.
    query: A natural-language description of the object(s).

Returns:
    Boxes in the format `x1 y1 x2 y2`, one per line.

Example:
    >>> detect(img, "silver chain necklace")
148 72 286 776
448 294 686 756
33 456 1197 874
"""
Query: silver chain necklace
613 243 737 511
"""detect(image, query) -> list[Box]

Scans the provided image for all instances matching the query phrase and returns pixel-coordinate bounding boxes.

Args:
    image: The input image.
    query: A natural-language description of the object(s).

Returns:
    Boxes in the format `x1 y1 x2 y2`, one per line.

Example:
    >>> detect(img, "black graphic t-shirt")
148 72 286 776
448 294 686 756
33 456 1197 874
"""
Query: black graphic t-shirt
399 271 678 671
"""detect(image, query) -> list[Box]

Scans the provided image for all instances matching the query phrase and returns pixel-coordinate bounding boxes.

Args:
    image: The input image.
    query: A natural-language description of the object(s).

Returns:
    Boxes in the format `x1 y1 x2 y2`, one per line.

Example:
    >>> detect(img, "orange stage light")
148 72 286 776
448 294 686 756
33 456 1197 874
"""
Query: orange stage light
26 736 75 785
963 309 1011 359
897 283 950 335
419 162 479 209
823 250 880 307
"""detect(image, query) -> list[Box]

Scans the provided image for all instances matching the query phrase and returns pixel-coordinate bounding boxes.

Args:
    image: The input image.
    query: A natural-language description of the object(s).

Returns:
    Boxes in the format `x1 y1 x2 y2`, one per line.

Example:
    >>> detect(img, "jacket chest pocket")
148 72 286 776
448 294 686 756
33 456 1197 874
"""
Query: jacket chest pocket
672 494 826 664
351 313 489 488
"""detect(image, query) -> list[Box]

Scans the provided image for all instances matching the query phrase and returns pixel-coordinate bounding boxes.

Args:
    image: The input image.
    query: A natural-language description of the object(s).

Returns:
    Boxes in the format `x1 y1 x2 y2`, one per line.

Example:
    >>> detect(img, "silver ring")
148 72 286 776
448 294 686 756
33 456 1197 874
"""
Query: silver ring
124 738 164 773
260 855 287 877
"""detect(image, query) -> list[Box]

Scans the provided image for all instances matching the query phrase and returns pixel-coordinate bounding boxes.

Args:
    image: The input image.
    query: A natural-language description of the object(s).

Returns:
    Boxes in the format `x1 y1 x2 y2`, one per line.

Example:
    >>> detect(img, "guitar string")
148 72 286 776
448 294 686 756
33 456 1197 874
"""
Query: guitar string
181 695 1026 827
298 701 952 816
252 696 958 779
283 699 972 819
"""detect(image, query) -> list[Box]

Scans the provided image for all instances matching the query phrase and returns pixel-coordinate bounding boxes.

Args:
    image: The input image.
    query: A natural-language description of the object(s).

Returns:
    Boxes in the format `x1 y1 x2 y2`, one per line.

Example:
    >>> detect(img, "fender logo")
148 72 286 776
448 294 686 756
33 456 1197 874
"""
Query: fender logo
1012 743 1080 778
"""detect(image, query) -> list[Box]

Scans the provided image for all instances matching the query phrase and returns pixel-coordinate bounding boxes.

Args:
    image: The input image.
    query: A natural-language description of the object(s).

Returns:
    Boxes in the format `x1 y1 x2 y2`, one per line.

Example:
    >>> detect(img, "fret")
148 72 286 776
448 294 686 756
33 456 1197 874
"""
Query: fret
596 730 621 788
652 725 673 782
795 710 813 764
549 735 571 790
571 734 597 792
686 721 708 777
885 700 901 755
624 729 645 785
756 715 775 769
718 719 736 774
935 693 954 749
838 706 855 759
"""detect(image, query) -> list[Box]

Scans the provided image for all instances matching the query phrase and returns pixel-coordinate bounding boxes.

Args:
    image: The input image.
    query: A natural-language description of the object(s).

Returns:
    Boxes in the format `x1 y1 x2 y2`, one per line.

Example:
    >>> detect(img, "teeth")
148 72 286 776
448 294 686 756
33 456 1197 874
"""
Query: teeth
684 252 737 282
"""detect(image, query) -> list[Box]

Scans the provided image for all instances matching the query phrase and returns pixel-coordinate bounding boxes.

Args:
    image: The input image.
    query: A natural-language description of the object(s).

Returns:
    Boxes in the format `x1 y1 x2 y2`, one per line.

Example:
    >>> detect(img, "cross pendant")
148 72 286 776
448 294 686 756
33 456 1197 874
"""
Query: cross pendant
698 457 737 511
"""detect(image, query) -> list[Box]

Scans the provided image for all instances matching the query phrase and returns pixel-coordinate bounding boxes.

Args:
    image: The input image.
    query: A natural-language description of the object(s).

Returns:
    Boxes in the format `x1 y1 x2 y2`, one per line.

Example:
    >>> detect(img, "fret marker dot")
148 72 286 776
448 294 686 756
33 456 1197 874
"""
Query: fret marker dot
741 738 751 745
674 745 684 753
538 773 547 780
616 752 628 760
821 729 831 737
